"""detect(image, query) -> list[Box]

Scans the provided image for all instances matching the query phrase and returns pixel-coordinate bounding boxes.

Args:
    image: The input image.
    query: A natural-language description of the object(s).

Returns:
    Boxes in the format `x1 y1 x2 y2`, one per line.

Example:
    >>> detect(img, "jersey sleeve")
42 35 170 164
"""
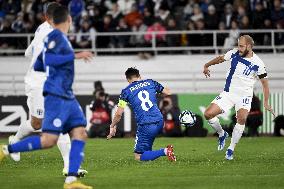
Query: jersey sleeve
44 33 75 67
25 42 33 58
118 89 128 108
151 79 164 93
224 49 238 61
257 60 268 79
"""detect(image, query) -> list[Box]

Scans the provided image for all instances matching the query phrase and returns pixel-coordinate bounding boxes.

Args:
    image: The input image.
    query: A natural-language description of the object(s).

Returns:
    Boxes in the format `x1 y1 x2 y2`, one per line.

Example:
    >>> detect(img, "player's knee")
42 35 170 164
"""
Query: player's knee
237 117 247 125
31 117 42 130
204 110 214 120
80 130 88 140
237 114 247 125
41 134 58 148
70 127 87 141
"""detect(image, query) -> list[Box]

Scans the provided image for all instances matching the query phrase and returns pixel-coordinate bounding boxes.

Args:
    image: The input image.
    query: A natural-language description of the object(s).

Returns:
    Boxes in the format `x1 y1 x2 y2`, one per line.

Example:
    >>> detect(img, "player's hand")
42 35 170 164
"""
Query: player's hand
107 125 117 140
75 51 93 63
264 103 276 117
203 65 210 78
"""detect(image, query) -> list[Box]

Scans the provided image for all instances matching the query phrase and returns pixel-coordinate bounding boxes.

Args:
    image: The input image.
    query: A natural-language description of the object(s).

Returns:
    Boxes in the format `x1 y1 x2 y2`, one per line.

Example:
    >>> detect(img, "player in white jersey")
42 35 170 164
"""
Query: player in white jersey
203 35 275 160
8 2 90 176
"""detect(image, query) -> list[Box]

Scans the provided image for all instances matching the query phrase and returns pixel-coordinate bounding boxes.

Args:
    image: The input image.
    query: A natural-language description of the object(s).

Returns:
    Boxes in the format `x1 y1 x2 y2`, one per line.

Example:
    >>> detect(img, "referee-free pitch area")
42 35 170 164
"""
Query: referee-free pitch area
0 137 283 189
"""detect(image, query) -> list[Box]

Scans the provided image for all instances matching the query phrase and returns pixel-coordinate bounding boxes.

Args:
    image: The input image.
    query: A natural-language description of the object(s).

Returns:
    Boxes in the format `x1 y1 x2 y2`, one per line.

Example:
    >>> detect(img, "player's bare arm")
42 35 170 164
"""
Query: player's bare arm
203 55 226 78
260 78 275 117
107 106 124 140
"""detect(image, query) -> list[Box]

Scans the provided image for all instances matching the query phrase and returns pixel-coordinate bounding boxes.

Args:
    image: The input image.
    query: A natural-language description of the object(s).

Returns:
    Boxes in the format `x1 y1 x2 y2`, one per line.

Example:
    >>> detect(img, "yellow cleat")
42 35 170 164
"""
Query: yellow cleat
0 145 7 162
63 181 93 189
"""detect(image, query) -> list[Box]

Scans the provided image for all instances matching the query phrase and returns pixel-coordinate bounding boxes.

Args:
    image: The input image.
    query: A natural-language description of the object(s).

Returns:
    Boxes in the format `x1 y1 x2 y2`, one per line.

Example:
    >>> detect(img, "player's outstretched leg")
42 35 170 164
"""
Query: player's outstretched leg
8 119 36 161
64 127 92 189
204 103 228 151
226 109 248 160
0 133 58 163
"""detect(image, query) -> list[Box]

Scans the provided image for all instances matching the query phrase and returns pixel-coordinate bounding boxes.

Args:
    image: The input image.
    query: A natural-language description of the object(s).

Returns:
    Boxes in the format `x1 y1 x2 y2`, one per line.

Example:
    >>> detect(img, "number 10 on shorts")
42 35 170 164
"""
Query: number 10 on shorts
242 98 250 105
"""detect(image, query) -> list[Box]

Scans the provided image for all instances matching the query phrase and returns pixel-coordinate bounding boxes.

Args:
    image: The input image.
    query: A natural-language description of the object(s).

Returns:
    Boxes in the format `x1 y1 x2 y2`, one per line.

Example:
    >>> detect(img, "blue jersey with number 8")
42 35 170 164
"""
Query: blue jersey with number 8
119 79 164 125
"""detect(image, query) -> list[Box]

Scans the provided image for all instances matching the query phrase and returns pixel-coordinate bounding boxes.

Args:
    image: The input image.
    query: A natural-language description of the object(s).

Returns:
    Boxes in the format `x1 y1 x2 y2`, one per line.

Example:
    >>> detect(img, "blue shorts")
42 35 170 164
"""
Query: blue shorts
134 120 164 154
42 94 87 135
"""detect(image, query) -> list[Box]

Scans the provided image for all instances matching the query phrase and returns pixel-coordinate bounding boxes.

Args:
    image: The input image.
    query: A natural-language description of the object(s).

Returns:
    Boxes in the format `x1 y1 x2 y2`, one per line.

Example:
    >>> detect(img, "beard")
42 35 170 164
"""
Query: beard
240 48 249 57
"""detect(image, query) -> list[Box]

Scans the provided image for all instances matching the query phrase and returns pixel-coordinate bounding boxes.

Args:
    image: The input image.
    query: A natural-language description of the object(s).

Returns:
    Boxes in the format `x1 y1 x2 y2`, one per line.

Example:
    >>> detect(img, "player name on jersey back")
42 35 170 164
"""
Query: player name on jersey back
130 81 151 92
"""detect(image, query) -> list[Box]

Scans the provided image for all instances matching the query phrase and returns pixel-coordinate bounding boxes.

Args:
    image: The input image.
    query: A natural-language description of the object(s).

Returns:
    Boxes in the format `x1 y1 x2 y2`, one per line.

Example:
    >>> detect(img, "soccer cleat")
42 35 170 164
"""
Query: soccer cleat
218 131 229 151
8 135 20 162
0 145 7 163
63 168 88 178
225 149 234 160
63 181 93 189
166 144 177 162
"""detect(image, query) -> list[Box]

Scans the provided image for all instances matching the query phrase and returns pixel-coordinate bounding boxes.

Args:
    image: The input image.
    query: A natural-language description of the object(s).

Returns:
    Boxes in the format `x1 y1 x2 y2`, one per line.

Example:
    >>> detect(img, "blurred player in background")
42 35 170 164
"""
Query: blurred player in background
1 6 93 189
203 35 275 160
8 2 87 177
107 67 176 162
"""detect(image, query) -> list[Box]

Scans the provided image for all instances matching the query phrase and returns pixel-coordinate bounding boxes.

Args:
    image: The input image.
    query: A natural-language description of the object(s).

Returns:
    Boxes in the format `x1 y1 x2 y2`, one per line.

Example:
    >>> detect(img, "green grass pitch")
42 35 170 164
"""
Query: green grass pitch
0 137 284 189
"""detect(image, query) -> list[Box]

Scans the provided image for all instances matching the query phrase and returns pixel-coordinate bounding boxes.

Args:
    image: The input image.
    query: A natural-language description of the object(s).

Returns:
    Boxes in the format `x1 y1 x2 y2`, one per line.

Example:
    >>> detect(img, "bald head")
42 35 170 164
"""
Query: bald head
239 35 254 47
238 35 254 57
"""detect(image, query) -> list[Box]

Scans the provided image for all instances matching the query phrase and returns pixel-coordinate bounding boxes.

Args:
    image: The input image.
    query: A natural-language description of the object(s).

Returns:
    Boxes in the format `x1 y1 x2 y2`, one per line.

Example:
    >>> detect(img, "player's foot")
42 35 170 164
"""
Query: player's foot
166 144 176 162
218 131 228 151
63 168 88 178
64 181 92 189
8 135 20 162
225 149 234 160
0 145 8 162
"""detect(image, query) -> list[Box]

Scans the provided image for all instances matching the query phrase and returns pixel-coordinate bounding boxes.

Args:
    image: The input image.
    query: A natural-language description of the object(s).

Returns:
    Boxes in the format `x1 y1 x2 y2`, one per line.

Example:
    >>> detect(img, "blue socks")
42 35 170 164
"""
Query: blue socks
8 135 42 153
140 149 166 161
68 140 85 176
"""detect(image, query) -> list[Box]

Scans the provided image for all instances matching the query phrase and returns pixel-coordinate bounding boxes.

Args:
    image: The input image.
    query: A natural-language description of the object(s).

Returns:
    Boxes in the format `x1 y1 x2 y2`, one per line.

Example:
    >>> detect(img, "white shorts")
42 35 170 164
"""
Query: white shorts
25 84 44 119
211 91 252 113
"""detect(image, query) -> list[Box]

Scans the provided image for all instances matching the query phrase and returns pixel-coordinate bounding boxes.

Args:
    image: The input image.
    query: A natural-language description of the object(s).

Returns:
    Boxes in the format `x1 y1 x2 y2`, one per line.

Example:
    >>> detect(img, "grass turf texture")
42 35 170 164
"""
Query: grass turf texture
0 137 283 189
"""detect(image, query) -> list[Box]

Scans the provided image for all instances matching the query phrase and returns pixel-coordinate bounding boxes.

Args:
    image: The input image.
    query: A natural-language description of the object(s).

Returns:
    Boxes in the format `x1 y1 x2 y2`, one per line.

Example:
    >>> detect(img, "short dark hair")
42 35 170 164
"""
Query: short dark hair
125 67 140 80
45 2 61 19
52 6 69 25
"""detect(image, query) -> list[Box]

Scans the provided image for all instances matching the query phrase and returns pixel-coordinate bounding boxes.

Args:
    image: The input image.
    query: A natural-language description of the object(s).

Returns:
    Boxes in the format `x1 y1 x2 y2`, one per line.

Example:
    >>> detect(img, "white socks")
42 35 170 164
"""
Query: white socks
65 176 77 184
228 123 245 151
57 134 71 170
208 117 224 137
14 120 35 141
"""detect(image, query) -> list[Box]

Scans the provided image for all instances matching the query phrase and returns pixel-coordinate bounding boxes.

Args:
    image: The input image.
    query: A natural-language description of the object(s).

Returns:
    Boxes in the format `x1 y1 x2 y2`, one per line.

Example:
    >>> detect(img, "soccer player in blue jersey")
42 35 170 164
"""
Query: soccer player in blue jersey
107 67 176 162
0 6 93 189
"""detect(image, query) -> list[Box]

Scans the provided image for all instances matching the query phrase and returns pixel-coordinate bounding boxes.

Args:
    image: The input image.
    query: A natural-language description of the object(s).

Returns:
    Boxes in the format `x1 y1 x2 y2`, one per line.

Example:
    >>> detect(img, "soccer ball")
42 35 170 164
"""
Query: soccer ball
179 110 196 127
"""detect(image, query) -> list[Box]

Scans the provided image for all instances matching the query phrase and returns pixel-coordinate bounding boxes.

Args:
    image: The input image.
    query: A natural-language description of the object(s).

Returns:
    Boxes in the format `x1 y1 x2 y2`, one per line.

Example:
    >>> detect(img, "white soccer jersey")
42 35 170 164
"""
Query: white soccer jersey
223 48 267 96
24 21 53 88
